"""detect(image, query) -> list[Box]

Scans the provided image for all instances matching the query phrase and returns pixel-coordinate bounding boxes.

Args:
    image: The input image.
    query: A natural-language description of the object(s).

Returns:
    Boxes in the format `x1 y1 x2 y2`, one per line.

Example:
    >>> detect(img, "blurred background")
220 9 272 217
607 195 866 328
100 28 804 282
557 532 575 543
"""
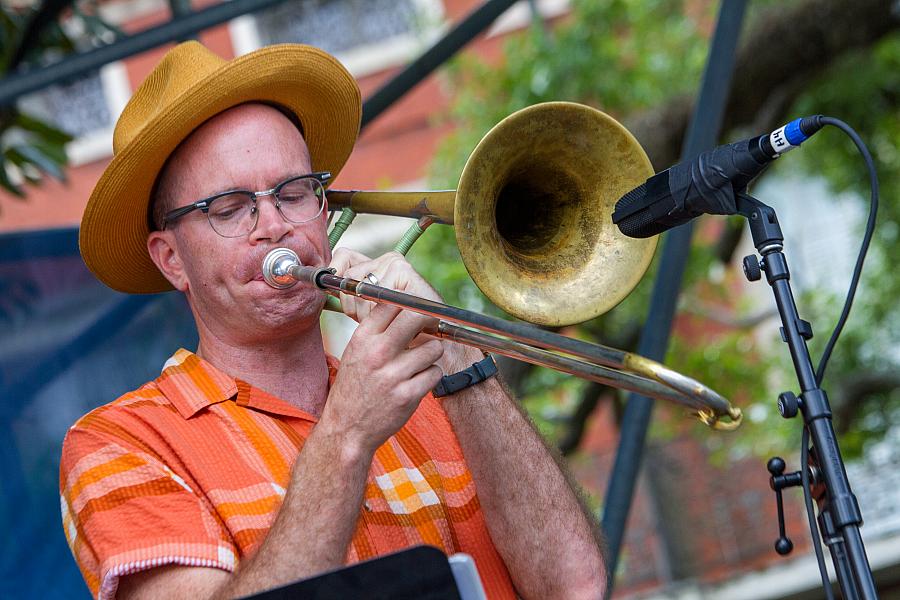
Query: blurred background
1 0 898 597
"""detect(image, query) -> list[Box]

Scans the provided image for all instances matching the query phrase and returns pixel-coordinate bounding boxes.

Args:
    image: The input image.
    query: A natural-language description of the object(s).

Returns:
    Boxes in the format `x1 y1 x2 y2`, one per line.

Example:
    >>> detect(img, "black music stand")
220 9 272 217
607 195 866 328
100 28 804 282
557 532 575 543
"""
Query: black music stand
243 545 464 600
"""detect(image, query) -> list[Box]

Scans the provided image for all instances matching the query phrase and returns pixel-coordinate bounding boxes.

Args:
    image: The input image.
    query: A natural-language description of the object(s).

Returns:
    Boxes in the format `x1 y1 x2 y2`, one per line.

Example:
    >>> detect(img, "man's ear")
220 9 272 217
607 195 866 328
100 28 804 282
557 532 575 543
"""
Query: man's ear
147 231 189 292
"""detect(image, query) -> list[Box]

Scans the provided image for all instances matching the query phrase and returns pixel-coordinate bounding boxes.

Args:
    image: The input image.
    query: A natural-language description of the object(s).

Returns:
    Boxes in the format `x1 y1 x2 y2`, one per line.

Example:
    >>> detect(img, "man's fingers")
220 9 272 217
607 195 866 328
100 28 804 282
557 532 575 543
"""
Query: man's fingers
395 339 445 377
335 251 443 307
357 302 403 335
333 249 386 322
350 305 440 369
395 364 444 400
344 252 404 288
335 250 445 351
382 306 438 347
338 292 360 322
330 248 374 276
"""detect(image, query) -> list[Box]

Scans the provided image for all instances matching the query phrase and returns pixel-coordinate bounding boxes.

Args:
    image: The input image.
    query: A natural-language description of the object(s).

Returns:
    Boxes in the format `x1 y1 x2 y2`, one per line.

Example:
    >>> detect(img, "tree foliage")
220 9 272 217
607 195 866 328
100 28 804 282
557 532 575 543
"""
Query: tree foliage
784 33 900 453
0 1 119 199
411 0 900 458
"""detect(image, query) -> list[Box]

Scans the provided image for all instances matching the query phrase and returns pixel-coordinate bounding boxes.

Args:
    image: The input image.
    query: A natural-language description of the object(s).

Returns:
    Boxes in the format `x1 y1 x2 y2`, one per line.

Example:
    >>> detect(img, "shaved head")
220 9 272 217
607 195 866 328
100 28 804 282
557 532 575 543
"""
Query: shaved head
150 103 309 231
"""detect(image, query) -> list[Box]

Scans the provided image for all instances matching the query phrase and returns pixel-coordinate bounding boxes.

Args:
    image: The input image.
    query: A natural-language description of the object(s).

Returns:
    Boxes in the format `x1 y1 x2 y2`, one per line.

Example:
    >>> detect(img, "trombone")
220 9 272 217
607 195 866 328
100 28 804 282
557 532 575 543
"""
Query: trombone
263 248 742 430
278 102 742 429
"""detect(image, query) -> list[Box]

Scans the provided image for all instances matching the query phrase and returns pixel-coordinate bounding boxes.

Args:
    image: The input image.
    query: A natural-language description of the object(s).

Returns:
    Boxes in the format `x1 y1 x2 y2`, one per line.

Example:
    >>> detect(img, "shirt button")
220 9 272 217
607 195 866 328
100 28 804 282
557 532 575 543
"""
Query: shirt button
364 500 373 511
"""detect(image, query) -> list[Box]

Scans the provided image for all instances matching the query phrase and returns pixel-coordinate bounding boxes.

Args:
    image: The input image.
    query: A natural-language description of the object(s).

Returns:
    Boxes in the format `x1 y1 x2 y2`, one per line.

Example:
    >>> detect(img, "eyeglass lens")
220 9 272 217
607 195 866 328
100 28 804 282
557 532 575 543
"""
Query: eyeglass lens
207 177 325 237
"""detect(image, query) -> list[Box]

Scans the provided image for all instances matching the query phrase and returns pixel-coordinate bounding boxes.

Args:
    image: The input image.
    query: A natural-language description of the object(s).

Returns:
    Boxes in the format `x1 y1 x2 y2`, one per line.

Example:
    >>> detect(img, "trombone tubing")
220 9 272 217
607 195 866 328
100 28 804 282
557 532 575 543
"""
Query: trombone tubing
326 190 456 225
436 322 690 407
288 265 739 426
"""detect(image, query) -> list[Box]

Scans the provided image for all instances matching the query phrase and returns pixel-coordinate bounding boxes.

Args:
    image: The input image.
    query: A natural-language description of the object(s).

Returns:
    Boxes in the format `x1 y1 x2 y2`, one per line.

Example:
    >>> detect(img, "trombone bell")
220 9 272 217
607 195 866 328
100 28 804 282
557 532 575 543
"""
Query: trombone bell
325 102 657 326
456 102 656 326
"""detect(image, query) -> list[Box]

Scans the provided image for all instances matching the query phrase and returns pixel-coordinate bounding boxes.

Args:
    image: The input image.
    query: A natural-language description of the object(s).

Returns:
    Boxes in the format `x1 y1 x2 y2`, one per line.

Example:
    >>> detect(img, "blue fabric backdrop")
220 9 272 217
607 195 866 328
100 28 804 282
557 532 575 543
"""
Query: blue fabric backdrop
0 227 197 598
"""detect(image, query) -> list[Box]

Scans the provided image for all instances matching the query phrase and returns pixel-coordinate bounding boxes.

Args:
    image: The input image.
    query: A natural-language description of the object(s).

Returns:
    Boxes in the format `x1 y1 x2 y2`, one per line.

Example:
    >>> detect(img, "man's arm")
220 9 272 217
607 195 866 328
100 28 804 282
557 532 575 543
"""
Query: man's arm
117 421 373 600
443 349 607 599
334 250 607 599
119 299 446 598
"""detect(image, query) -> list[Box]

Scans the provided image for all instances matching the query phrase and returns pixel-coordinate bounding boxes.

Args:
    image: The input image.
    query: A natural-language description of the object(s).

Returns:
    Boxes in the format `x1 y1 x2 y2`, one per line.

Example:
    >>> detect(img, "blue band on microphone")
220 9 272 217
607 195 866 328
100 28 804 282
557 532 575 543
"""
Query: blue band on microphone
784 118 808 146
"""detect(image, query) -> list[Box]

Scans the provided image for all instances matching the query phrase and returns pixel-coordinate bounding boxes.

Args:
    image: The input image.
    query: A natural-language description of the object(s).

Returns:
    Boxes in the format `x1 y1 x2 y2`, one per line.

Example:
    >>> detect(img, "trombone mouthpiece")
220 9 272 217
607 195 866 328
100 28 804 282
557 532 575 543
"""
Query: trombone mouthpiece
262 248 300 289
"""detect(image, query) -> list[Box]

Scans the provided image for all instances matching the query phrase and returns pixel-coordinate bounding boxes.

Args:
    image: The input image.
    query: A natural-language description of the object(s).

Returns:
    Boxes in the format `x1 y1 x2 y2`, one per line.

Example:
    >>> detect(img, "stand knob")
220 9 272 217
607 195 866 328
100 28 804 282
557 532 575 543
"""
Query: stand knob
778 391 800 418
767 456 786 477
775 537 794 555
742 254 762 281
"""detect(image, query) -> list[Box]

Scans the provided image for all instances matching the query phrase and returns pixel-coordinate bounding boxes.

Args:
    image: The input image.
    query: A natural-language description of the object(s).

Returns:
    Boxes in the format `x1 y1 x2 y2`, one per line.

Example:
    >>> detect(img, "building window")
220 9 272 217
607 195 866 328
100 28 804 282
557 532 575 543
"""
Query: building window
19 71 111 139
255 0 420 55
16 59 129 166
232 0 444 78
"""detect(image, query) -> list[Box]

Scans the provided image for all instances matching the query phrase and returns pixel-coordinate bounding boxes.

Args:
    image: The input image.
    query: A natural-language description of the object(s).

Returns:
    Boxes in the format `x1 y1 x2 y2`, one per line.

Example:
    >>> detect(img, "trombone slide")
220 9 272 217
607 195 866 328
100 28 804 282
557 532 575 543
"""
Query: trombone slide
262 248 742 430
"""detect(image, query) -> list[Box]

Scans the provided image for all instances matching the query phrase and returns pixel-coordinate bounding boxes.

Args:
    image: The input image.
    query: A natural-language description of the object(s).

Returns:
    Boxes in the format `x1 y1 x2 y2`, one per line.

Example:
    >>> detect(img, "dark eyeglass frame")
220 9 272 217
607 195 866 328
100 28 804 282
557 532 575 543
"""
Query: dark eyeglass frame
161 171 331 237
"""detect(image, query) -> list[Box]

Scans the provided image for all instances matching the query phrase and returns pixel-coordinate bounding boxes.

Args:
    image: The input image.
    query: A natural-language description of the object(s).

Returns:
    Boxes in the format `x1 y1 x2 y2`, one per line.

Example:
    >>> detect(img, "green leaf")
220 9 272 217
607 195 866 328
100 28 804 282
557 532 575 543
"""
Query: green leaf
0 164 24 197
0 11 23 73
10 143 66 181
82 14 125 41
13 111 73 145
30 140 67 165
4 147 43 183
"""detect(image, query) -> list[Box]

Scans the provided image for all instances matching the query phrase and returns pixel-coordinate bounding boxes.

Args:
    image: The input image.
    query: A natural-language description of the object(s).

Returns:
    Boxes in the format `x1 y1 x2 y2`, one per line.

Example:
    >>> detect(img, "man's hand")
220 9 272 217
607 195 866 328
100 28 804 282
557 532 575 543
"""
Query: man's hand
322 249 472 455
325 250 607 599
331 249 477 370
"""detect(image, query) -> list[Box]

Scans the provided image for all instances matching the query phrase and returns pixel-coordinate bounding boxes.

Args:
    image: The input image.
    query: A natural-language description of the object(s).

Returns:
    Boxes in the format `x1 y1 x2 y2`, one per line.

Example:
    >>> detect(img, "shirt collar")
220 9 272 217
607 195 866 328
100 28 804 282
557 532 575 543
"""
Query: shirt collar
156 348 334 421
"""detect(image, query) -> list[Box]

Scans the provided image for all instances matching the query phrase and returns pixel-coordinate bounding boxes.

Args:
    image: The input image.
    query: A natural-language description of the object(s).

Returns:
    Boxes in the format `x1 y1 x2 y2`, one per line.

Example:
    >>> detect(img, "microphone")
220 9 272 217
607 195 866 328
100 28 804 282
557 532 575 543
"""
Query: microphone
612 116 824 238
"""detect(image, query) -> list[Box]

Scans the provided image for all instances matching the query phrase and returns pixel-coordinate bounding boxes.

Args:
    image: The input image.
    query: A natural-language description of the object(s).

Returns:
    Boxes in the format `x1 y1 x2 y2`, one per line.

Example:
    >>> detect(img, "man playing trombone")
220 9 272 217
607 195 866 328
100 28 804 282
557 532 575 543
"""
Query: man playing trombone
60 42 605 599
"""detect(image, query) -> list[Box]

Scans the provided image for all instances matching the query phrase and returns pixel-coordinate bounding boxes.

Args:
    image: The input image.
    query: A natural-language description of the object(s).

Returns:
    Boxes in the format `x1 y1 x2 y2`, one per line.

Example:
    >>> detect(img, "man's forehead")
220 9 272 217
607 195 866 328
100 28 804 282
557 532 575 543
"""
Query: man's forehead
185 104 308 156
170 104 311 194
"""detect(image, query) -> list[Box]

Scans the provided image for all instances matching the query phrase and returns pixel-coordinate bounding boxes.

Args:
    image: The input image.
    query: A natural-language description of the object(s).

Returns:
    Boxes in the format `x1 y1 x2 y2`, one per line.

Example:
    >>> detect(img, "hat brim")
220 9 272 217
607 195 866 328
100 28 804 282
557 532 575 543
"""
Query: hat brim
80 44 361 294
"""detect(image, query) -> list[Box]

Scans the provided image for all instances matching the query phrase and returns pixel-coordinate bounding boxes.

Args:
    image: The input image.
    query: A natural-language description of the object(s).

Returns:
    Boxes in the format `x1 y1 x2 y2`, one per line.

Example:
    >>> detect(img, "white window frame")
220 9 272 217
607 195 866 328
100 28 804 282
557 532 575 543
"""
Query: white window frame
64 61 132 166
62 0 531 165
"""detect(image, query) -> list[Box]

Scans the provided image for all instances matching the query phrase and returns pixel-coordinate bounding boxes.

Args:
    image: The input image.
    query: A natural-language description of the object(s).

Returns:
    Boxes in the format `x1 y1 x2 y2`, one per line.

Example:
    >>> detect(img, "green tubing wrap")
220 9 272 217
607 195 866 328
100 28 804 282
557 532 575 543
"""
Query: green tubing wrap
393 221 426 256
328 208 357 249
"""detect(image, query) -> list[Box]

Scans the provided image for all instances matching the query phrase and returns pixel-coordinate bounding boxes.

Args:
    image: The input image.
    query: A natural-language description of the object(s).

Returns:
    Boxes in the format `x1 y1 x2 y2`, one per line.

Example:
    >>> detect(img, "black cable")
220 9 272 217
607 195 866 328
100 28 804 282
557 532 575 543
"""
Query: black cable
813 117 879 386
802 426 835 600
798 117 877 600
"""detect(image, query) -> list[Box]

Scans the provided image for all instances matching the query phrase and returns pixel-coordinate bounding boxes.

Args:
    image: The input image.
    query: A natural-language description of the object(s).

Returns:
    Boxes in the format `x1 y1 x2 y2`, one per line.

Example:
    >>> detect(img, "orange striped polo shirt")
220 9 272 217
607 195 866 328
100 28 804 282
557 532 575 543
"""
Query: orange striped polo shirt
60 349 515 599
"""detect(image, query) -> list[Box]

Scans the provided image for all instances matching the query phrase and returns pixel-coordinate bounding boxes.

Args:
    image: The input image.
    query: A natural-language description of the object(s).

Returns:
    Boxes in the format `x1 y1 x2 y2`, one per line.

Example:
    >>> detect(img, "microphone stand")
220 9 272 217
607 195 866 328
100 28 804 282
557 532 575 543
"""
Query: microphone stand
736 193 878 599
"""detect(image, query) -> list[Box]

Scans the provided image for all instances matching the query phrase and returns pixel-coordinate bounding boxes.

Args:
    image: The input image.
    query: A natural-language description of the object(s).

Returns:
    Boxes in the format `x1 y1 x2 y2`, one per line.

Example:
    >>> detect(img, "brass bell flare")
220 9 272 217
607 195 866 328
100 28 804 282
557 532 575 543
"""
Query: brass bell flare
455 102 656 326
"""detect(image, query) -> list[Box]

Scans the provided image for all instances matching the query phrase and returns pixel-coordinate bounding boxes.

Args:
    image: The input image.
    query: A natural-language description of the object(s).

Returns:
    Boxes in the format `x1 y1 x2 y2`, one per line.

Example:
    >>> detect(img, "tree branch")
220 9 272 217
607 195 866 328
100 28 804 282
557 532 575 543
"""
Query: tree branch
625 0 900 170
833 372 900 434
556 320 643 454
555 0 899 455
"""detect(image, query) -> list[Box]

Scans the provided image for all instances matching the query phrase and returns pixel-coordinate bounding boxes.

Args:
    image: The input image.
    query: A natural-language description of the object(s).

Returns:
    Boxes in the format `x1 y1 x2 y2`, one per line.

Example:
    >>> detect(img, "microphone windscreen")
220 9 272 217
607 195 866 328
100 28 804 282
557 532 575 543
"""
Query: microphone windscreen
613 185 656 238
612 177 678 238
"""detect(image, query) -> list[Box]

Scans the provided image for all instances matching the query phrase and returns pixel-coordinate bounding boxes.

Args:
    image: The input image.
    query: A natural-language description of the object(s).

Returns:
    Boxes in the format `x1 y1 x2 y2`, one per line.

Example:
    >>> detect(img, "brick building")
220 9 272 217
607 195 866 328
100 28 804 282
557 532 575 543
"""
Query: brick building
2 1 897 598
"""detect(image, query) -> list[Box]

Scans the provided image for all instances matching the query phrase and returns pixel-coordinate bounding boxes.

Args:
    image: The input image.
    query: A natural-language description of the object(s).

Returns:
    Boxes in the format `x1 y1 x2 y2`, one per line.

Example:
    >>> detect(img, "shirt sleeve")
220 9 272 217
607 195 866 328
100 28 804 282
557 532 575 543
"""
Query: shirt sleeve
60 422 237 600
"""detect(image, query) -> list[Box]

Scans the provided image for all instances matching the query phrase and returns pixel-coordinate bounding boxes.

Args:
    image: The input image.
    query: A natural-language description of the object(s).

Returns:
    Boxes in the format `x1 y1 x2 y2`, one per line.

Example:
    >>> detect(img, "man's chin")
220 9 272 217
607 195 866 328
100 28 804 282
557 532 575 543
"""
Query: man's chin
250 283 327 321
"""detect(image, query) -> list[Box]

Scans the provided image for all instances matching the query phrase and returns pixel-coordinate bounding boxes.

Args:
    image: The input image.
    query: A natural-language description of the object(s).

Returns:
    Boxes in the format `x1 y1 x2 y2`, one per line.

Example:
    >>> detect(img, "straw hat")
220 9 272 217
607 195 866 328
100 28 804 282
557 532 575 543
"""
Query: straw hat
79 41 361 293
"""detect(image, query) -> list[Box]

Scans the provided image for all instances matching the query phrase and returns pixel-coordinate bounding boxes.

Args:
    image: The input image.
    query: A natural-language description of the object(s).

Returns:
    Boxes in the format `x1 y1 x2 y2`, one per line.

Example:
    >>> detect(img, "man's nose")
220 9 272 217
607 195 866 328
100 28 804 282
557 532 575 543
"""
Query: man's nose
249 193 293 244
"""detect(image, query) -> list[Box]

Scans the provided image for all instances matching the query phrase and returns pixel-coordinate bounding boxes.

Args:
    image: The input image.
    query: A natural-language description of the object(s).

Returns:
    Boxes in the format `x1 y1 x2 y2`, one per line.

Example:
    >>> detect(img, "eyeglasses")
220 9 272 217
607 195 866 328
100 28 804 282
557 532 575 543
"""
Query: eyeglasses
162 172 331 238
